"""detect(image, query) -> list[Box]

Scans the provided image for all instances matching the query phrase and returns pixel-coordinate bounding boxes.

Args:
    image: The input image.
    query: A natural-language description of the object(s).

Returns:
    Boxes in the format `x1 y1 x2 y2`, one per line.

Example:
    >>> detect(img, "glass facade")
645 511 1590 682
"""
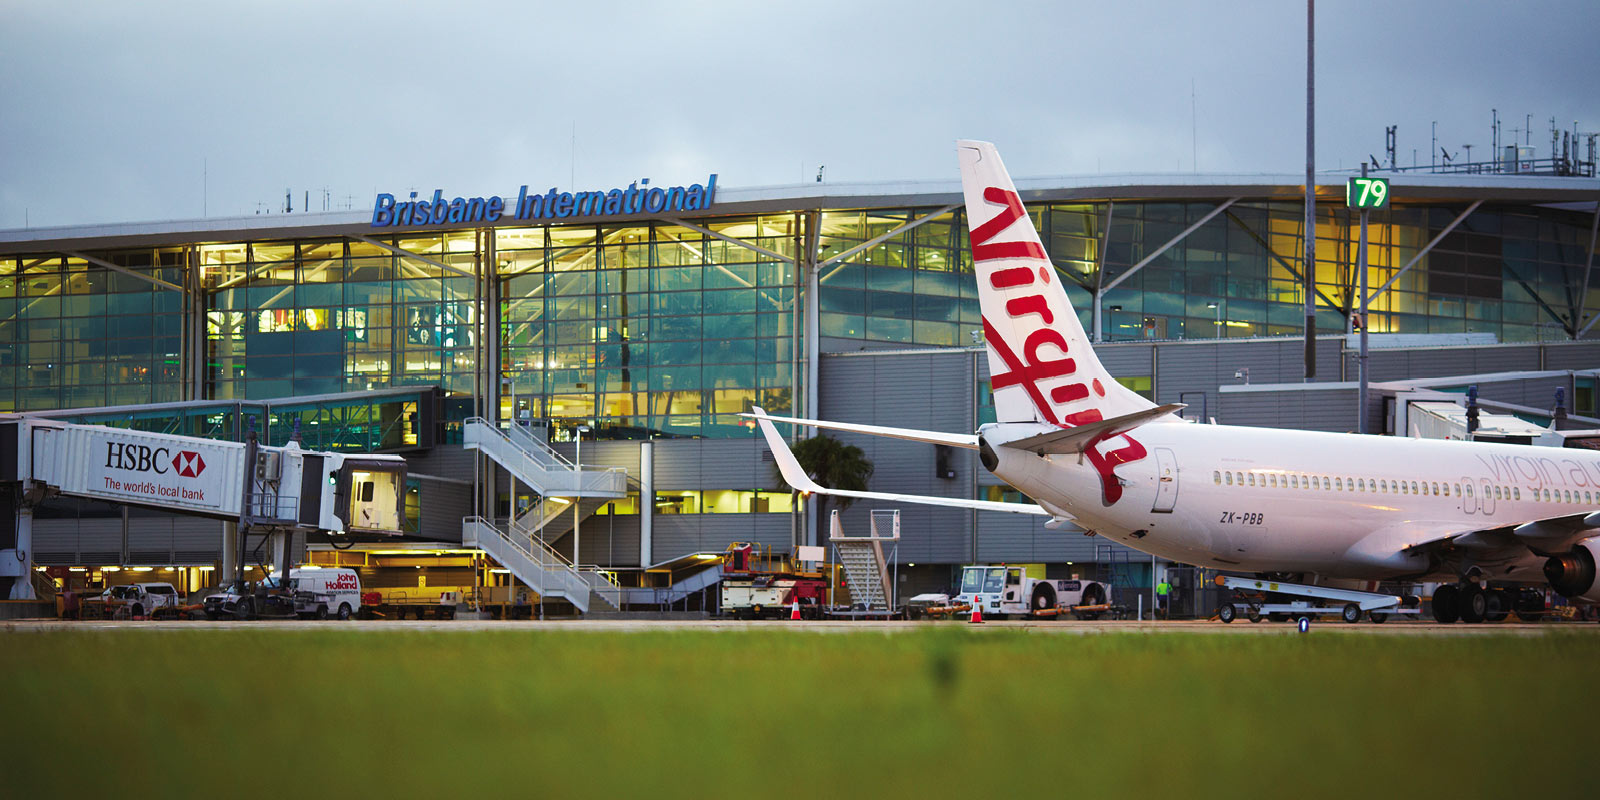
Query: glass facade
498 217 798 440
2 189 1595 437
0 252 185 411
817 200 1599 346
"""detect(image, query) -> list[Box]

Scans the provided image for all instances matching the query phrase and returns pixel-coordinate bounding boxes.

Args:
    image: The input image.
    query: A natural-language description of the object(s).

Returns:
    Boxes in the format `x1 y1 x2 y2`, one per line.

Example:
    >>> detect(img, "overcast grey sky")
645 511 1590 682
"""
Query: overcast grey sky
1 0 1594 229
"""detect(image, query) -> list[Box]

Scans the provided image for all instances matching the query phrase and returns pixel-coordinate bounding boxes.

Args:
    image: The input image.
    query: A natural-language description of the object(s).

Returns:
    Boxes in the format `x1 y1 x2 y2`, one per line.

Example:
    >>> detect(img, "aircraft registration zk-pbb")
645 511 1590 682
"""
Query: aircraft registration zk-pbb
749 139 1600 624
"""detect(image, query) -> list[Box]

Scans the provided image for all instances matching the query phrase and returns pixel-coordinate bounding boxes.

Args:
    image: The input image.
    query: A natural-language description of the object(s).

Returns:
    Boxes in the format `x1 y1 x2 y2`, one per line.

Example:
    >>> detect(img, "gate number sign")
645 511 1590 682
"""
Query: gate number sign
1346 177 1390 209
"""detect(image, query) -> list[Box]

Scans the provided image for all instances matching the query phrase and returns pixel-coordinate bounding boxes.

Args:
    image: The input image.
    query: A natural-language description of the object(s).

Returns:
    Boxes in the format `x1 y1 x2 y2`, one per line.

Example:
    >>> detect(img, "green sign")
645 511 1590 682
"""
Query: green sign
1346 176 1390 209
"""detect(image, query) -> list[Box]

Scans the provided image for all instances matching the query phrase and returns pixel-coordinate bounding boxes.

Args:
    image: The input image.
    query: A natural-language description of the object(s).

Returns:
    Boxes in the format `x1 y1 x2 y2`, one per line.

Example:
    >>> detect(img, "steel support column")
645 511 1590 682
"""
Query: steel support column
816 204 959 276
1101 198 1240 294
347 234 478 279
1364 200 1484 303
63 250 183 292
1572 203 1600 337
1093 202 1115 343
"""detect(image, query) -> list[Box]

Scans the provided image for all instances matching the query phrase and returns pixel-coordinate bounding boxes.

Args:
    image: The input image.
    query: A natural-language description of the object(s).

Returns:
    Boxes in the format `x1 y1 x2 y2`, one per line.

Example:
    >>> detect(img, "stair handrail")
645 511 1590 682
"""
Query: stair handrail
466 515 592 604
467 417 629 492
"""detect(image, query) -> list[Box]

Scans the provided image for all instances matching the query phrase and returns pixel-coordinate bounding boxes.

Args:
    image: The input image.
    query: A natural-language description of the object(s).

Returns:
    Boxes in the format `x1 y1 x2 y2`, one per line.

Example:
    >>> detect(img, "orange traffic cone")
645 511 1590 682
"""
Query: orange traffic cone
969 600 984 624
790 600 802 620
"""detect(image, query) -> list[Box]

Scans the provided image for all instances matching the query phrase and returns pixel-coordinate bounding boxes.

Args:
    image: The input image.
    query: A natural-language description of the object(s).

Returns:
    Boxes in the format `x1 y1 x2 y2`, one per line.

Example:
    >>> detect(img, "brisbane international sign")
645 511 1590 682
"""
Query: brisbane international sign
370 175 718 229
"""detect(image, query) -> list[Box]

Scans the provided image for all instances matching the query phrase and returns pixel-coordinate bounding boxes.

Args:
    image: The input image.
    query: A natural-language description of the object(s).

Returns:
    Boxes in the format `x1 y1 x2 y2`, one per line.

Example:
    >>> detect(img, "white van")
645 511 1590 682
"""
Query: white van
289 568 362 620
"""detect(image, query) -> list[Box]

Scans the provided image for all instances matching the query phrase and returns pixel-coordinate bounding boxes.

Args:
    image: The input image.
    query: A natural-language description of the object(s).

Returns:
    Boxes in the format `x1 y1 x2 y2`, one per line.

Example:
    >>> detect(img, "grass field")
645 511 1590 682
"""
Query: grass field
2 628 1594 798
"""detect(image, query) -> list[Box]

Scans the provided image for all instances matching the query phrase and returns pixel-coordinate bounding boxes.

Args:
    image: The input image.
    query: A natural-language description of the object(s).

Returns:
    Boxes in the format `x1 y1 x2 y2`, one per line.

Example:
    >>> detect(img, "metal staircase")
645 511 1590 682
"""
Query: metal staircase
829 509 899 612
463 417 629 498
461 516 596 613
523 497 615 542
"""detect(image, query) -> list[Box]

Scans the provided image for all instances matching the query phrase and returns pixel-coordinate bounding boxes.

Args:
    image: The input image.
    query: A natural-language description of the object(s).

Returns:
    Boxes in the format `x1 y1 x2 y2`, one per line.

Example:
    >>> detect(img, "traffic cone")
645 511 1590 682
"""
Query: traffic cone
790 600 802 621
969 600 983 624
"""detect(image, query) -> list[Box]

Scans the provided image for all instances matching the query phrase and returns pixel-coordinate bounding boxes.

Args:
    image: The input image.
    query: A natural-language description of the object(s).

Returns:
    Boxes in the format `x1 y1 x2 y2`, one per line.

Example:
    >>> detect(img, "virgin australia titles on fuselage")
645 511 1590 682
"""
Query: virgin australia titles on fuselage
751 139 1600 606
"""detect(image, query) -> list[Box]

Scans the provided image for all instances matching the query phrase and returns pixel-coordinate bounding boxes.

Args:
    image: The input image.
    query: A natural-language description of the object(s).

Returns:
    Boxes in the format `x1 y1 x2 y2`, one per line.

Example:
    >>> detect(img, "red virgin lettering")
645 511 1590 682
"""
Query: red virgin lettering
1005 295 1054 324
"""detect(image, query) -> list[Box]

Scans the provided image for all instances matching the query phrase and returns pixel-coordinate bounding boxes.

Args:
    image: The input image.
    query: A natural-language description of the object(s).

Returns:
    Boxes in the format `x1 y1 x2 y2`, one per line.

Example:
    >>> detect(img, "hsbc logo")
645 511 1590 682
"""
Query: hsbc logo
105 442 208 479
172 451 206 478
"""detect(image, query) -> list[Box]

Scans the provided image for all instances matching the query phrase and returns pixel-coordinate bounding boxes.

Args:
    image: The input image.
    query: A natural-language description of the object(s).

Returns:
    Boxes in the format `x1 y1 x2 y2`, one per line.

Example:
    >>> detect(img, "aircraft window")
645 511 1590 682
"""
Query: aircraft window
1400 481 1408 495
1334 477 1343 491
1566 490 1573 503
1356 479 1364 491
1288 475 1296 489
1236 472 1244 485
1214 471 1221 485
1322 477 1330 490
1248 473 1256 487
1443 484 1450 497
1455 483 1463 496
1410 481 1419 494
1494 486 1502 500
1515 488 1522 501
1225 472 1233 485
1270 475 1279 488
1466 485 1473 497
1431 483 1439 495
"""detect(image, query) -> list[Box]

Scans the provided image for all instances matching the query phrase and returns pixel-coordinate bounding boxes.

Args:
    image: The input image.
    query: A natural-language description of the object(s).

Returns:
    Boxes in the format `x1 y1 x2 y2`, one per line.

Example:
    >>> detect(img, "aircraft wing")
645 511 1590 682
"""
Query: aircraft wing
750 407 1047 516
1403 511 1600 555
740 409 978 449
1348 511 1600 576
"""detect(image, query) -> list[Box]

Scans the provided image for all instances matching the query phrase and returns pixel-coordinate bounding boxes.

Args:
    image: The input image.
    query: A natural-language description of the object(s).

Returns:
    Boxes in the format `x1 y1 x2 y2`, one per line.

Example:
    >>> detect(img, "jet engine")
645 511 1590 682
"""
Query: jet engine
1544 538 1600 603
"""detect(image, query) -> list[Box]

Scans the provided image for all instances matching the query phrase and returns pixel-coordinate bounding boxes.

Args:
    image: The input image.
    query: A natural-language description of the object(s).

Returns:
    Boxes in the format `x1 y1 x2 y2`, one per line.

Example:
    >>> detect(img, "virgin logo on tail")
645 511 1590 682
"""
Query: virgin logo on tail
972 185 1147 505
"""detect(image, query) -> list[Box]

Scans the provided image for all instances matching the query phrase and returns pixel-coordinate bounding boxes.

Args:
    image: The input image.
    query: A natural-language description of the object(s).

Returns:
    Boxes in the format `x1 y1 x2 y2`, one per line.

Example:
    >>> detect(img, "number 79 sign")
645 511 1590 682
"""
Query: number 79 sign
1346 176 1390 209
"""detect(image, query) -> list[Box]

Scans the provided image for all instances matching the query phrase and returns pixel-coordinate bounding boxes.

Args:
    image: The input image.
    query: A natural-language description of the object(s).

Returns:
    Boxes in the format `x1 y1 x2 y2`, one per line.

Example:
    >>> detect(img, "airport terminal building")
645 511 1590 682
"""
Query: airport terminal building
3 163 1599 605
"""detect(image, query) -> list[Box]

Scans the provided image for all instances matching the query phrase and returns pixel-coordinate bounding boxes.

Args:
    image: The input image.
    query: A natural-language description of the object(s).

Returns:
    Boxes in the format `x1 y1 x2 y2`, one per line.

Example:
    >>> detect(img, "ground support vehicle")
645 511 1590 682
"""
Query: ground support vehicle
954 565 1112 620
204 579 295 620
1214 575 1422 624
717 542 829 619
287 568 362 620
361 588 465 620
80 582 183 620
721 576 828 619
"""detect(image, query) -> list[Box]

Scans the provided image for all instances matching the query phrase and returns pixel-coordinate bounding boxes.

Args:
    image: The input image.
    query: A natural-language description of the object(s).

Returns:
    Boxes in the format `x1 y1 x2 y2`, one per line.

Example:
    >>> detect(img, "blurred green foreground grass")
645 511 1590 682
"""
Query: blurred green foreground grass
2 628 1594 798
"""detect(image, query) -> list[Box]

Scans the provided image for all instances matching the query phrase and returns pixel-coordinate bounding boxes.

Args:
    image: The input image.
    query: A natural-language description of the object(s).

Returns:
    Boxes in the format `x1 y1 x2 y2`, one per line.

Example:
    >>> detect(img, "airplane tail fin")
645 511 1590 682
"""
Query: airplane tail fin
956 140 1157 428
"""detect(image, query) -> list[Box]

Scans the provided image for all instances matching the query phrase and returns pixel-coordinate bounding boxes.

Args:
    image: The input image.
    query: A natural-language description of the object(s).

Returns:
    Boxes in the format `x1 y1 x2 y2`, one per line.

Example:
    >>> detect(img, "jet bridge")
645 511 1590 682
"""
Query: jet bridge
0 415 407 600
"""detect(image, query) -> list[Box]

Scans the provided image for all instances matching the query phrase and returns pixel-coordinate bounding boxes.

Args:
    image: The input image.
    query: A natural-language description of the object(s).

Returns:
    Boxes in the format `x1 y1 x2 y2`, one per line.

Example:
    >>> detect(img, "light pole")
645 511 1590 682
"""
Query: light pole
1207 302 1221 339
575 424 591 568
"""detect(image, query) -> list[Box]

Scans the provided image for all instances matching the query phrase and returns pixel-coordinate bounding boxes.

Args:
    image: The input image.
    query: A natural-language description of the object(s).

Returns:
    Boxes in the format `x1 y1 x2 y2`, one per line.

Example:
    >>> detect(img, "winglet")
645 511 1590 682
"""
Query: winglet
751 406 822 494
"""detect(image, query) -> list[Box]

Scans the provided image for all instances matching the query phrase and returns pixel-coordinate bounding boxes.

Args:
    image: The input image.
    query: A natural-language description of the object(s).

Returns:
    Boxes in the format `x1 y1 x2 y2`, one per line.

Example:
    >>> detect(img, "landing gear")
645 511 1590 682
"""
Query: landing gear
1514 588 1545 622
1431 585 1460 623
1459 585 1487 623
1484 589 1510 623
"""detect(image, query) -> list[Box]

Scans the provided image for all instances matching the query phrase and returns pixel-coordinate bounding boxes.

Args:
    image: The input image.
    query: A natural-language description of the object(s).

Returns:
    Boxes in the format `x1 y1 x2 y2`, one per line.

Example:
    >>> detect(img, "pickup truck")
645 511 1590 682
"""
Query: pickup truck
81 582 183 619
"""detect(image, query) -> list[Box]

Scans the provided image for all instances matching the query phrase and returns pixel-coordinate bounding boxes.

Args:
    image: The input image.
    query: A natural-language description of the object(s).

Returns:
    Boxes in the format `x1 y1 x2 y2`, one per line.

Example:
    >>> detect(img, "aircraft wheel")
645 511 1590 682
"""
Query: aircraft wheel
1341 603 1362 624
1217 603 1236 623
1459 585 1487 623
1431 585 1460 623
1484 589 1510 623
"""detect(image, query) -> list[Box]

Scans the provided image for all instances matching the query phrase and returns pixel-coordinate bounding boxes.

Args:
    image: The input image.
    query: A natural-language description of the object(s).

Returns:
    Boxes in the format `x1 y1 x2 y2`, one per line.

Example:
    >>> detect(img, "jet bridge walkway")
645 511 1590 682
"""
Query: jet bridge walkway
0 415 408 600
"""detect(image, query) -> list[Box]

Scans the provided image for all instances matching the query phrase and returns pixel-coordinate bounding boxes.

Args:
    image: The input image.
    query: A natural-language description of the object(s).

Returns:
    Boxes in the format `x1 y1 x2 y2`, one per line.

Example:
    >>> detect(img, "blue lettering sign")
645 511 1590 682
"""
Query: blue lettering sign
369 174 718 228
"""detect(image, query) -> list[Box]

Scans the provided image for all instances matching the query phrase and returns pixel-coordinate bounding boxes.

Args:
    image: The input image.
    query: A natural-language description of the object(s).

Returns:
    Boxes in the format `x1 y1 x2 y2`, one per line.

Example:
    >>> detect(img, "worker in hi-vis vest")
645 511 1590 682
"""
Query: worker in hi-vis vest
1155 577 1172 619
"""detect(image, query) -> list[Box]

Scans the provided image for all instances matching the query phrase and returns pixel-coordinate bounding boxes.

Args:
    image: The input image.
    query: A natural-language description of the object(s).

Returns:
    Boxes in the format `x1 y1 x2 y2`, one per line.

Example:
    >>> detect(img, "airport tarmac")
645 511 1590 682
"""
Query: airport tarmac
4 618 1594 635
